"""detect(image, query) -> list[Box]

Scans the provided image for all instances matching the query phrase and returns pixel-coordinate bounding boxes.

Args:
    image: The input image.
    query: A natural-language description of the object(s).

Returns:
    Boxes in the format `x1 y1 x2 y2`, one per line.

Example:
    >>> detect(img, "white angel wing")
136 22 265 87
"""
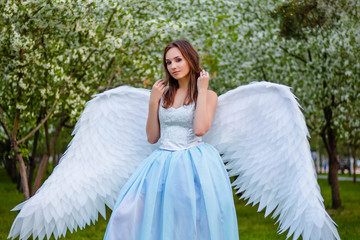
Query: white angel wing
204 81 340 240
8 86 156 240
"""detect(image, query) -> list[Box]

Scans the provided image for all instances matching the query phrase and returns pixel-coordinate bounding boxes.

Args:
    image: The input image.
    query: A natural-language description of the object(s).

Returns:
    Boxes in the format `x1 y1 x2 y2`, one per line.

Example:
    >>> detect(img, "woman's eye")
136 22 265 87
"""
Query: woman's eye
176 58 182 62
166 61 171 65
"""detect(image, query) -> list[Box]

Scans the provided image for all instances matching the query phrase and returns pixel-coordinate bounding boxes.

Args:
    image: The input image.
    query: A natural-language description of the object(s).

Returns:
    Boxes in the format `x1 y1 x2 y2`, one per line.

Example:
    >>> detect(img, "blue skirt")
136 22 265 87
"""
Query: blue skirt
104 143 239 240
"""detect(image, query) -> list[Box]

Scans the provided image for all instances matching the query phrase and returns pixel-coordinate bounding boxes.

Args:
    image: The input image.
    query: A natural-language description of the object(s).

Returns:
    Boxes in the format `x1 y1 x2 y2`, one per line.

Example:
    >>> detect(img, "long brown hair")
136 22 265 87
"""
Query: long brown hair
162 39 201 108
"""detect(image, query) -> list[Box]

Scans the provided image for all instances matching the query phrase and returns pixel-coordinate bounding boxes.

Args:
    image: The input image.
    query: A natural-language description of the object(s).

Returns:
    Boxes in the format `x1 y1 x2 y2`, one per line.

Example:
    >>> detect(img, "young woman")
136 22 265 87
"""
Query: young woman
103 40 239 239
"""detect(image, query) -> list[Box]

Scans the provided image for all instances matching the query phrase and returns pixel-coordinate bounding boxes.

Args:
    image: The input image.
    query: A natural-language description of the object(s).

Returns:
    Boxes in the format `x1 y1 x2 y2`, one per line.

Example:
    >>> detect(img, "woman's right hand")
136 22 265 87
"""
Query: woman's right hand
150 80 166 103
147 80 165 143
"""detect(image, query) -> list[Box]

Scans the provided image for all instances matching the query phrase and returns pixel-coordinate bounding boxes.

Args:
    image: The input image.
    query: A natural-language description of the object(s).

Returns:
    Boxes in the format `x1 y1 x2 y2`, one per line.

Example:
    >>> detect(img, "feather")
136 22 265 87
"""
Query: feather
8 86 157 240
204 81 340 240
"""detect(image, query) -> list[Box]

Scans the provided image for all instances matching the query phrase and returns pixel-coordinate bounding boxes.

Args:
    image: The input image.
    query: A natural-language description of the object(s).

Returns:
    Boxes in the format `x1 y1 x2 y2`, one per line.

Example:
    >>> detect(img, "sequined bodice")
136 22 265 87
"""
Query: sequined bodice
158 100 203 151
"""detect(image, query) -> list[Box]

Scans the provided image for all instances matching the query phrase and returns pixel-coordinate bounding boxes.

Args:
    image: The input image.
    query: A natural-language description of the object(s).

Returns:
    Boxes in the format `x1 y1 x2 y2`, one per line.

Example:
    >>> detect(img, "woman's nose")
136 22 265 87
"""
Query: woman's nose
170 63 177 69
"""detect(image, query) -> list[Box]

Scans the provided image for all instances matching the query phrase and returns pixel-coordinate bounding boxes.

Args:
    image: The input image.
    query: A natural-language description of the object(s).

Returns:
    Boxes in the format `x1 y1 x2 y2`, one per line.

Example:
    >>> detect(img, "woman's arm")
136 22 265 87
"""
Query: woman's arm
193 70 218 136
146 80 166 144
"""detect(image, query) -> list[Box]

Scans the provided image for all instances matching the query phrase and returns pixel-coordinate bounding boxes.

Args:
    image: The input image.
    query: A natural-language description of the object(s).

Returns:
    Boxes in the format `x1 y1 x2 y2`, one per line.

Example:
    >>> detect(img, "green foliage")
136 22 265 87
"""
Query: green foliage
0 170 24 239
2 0 357 149
251 0 360 147
0 0 264 153
271 0 326 40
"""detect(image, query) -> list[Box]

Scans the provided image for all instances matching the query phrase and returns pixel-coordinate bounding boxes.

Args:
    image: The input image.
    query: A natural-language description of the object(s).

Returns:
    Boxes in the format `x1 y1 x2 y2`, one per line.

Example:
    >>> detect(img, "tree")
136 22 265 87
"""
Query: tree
0 0 251 199
266 0 360 208
2 0 359 209
0 0 139 199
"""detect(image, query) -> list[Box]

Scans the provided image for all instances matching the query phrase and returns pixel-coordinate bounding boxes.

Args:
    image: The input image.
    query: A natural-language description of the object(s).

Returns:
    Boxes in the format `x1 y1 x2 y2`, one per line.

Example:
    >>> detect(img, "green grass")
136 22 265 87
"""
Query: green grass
0 170 24 240
1 168 359 239
317 172 360 178
234 179 360 240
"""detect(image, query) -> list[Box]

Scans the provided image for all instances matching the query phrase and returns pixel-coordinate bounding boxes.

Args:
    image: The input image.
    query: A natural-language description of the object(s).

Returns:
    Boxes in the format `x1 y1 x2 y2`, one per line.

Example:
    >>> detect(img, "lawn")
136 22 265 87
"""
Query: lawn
318 172 360 179
1 168 359 239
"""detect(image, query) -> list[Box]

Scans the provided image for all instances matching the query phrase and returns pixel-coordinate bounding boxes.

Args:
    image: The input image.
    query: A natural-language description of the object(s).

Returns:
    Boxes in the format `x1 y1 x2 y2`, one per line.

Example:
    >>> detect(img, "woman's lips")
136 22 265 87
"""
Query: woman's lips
172 71 180 75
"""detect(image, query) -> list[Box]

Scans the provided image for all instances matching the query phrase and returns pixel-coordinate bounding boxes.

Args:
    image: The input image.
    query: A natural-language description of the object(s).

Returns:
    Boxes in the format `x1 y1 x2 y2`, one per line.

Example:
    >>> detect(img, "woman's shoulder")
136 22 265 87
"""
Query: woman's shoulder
205 90 218 108
207 89 217 97
207 89 218 101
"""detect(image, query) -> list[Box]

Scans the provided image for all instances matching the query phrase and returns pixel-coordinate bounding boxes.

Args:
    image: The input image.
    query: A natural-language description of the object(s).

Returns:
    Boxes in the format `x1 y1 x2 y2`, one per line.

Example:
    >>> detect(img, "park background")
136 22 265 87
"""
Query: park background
0 0 359 239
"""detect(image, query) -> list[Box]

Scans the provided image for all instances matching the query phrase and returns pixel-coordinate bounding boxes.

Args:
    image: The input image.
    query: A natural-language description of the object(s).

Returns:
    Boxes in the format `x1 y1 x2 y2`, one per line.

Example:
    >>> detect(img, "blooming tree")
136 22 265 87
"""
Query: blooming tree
263 0 360 209
1 0 358 210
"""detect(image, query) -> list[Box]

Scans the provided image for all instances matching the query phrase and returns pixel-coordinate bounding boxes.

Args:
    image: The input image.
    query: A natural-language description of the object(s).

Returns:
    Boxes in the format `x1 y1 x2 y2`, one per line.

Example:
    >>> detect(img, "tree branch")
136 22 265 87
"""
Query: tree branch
44 121 50 154
306 122 314 131
41 34 48 61
0 106 12 140
99 57 115 83
70 49 97 78
103 9 117 38
63 123 75 129
279 46 308 65
32 116 68 195
13 47 24 141
105 70 116 91
31 6 44 17
17 83 66 144
307 49 312 62
17 44 96 145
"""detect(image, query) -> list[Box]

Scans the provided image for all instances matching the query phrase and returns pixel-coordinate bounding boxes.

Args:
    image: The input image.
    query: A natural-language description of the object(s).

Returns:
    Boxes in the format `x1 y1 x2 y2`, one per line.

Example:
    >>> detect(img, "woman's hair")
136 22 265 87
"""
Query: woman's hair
162 39 201 108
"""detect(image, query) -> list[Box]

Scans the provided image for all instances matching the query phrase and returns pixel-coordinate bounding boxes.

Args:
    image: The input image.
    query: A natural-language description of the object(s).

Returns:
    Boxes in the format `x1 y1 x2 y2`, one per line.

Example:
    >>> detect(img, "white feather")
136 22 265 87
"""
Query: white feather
204 81 340 240
8 86 156 240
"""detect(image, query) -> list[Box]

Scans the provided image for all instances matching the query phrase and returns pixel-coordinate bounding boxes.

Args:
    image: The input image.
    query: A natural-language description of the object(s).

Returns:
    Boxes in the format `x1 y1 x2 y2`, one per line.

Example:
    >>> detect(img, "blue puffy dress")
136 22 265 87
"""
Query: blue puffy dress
103 101 239 240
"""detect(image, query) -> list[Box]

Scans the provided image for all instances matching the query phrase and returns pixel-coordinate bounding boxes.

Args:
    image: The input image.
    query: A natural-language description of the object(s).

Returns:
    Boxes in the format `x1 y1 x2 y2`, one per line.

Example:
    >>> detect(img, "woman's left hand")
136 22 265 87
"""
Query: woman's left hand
197 69 210 91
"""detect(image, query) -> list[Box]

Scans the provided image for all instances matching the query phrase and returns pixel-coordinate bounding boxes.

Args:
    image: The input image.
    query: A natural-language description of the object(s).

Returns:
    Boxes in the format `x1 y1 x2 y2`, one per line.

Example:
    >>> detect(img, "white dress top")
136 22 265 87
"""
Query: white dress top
158 99 203 151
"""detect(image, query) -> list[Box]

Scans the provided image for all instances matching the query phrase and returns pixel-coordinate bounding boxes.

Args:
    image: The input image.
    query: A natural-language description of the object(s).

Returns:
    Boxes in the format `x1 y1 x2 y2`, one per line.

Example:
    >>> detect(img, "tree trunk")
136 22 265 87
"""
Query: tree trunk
27 111 43 193
1 140 17 182
32 118 67 195
328 147 341 209
10 83 30 200
6 155 18 182
321 105 341 209
319 151 322 174
53 152 59 169
11 138 30 200
353 146 358 183
32 153 50 195
27 156 36 193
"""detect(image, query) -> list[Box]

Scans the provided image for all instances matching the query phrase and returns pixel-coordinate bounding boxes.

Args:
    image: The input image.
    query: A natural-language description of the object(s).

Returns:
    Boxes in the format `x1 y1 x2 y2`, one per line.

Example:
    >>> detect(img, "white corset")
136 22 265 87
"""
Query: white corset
158 100 203 151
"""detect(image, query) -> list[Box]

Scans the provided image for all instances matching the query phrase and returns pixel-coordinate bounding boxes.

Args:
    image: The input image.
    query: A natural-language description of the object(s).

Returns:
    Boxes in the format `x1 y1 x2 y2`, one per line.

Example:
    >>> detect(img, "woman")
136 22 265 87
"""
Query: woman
103 39 239 239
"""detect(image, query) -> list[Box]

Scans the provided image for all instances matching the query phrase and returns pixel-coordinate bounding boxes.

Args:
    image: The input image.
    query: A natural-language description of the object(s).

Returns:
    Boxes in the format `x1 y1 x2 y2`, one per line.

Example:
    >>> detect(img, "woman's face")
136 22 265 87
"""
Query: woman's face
165 47 190 82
